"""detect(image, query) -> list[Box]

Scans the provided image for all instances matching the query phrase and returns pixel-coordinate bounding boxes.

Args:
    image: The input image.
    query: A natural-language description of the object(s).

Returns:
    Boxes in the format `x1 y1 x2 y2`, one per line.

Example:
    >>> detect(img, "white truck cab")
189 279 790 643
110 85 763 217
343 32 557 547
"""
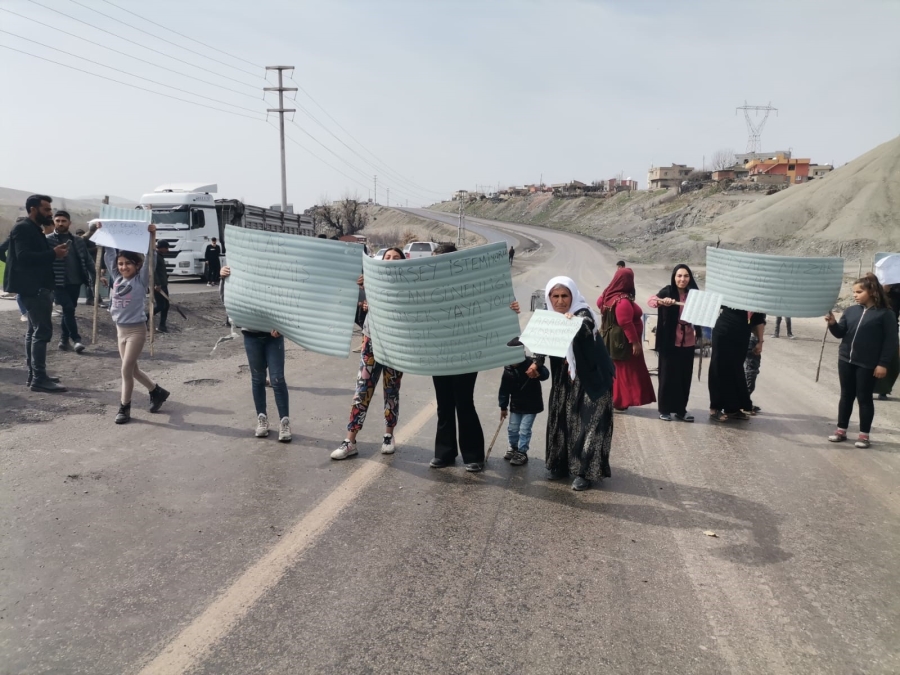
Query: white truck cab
139 182 222 278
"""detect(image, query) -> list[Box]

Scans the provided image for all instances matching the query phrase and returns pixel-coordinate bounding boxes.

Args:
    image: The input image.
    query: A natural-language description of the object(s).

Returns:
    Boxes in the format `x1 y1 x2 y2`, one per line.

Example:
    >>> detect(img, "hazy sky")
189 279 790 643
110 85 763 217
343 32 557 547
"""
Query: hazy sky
1 0 898 208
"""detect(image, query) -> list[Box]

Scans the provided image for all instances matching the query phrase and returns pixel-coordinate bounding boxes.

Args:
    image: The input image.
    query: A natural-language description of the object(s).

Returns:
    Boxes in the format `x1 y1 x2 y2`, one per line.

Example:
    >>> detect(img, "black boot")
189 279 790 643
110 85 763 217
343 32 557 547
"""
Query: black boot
149 384 170 413
115 403 131 424
25 371 60 387
30 339 67 392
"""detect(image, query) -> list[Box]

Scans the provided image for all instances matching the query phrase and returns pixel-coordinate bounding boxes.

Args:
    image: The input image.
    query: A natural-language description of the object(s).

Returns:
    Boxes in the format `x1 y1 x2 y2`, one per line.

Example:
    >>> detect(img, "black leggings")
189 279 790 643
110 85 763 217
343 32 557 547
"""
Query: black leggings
837 360 876 433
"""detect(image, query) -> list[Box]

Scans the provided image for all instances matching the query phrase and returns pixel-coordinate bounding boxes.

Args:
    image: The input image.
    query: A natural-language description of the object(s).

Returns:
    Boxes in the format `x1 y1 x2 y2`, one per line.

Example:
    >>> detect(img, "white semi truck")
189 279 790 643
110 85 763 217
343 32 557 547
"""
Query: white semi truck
138 183 314 279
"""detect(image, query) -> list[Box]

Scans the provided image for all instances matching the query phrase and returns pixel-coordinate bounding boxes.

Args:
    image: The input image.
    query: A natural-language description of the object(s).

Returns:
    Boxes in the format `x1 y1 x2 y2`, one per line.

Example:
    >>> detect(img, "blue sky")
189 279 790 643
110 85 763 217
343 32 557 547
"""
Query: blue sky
1 0 898 208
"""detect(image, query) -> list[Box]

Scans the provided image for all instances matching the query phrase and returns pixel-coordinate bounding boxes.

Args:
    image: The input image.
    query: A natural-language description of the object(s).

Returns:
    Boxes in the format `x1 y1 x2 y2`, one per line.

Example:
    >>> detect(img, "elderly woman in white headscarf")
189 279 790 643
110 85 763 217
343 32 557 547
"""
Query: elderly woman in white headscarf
529 276 616 490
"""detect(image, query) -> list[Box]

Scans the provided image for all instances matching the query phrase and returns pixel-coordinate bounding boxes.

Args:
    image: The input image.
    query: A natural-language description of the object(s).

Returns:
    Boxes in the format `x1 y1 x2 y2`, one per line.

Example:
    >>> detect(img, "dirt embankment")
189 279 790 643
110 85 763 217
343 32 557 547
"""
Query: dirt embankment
361 206 485 249
433 135 900 268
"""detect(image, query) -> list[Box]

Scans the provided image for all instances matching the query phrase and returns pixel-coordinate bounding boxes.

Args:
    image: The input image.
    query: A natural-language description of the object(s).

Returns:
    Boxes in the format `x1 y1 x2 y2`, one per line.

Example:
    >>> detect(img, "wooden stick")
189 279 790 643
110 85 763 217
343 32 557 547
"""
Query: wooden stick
815 324 830 382
483 418 504 465
148 231 156 356
698 339 704 382
91 245 102 344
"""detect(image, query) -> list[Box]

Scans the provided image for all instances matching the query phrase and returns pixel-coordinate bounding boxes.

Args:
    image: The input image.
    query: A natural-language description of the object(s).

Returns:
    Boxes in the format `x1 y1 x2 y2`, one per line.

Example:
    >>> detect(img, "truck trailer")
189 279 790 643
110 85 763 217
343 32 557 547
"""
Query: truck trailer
138 183 314 279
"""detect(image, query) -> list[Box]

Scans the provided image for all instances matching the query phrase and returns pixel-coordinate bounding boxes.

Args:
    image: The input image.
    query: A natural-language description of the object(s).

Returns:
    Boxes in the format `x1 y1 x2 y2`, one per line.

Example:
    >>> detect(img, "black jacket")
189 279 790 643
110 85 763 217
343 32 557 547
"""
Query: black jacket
46 231 95 288
154 251 168 288
498 359 550 414
3 217 55 296
204 244 221 263
828 304 899 370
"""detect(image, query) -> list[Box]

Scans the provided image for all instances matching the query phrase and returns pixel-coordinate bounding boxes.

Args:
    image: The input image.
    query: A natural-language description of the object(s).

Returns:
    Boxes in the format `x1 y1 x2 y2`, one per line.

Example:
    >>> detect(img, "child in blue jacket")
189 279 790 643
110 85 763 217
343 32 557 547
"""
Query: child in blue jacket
498 357 550 465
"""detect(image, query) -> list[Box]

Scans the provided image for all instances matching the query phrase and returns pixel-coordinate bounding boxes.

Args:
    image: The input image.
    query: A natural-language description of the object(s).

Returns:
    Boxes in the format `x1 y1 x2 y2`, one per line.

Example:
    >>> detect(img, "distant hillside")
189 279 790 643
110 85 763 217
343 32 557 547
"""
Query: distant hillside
435 135 900 266
0 187 135 238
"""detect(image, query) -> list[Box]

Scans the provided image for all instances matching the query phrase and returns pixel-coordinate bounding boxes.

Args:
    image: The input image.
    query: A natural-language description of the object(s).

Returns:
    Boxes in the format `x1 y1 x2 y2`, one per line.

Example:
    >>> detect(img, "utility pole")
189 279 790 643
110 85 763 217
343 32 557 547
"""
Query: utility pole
373 175 377 205
457 196 463 247
265 66 297 212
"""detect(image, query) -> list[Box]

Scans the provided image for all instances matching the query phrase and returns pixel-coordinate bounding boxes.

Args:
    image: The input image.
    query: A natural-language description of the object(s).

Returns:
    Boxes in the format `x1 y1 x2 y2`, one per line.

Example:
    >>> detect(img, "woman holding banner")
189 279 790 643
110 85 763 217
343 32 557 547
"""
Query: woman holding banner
428 243 487 472
532 276 615 491
332 247 406 460
648 264 701 422
708 308 766 422
826 274 898 448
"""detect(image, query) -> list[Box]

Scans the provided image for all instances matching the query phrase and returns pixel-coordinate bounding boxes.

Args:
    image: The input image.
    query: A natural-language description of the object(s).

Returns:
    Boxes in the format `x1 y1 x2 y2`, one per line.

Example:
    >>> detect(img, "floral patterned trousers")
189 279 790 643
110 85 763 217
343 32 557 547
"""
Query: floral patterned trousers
348 335 403 433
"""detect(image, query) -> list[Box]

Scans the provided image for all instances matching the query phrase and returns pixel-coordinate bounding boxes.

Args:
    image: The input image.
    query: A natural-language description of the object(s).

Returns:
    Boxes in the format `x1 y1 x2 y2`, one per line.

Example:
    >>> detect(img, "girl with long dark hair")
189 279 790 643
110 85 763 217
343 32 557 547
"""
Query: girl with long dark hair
826 274 899 448
648 264 701 422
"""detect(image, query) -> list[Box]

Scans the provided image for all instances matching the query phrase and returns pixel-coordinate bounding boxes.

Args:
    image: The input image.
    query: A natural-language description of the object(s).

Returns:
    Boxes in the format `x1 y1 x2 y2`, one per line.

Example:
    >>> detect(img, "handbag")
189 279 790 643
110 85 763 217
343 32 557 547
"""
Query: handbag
600 302 631 361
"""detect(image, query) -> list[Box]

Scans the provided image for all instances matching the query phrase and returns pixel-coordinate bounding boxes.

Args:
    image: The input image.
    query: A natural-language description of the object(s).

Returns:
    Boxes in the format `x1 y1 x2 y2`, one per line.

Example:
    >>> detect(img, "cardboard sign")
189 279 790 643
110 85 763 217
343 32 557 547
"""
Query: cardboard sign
705 247 843 317
223 225 365 357
363 242 524 375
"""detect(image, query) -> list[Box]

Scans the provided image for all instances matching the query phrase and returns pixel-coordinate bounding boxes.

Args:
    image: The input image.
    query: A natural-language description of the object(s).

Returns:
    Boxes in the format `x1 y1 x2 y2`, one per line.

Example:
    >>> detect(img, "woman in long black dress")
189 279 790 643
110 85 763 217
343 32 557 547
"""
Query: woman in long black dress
648 264 701 422
532 276 615 491
708 308 766 421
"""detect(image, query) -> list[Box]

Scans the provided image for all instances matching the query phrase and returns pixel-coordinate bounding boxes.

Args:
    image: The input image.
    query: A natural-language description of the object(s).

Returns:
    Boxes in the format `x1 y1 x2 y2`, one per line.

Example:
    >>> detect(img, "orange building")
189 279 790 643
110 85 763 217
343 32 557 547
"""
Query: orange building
746 154 811 184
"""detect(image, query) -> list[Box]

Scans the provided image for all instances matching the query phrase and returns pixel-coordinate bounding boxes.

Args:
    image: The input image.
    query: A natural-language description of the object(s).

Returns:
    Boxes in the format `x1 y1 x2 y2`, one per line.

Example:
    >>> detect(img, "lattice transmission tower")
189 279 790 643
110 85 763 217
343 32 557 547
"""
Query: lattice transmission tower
736 101 778 153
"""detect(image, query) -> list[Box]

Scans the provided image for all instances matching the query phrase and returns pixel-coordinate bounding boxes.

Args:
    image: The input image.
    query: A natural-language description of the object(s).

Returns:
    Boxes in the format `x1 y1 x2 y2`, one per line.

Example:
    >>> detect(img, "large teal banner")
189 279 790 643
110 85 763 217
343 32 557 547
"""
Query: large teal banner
363 242 525 375
223 225 365 357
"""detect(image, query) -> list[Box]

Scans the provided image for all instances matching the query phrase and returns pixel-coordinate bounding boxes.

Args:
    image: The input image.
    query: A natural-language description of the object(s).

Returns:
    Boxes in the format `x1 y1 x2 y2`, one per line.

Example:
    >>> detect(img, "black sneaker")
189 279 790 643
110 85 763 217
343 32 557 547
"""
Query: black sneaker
464 462 484 473
25 373 60 387
58 340 72 351
149 385 170 413
115 403 131 424
509 451 528 466
430 457 454 469
503 445 516 461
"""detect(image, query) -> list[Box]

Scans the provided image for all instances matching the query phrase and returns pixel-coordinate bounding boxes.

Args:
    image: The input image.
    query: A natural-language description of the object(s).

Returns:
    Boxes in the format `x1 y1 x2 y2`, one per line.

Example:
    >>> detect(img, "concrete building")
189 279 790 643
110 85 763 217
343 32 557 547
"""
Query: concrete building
647 164 694 189
746 156 811 184
809 164 834 179
735 150 792 166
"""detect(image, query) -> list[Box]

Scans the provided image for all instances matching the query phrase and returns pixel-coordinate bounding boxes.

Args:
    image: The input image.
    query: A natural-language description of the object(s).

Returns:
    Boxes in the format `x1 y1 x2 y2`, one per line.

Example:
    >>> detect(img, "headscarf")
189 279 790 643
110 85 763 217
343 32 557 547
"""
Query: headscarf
598 267 636 310
663 263 699 299
544 276 599 380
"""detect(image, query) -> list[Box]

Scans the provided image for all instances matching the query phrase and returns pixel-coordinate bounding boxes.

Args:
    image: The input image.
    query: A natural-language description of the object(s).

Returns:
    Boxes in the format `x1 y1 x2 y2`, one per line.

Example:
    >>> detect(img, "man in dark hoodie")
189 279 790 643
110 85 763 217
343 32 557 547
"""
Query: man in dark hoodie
498 356 550 465
3 195 69 392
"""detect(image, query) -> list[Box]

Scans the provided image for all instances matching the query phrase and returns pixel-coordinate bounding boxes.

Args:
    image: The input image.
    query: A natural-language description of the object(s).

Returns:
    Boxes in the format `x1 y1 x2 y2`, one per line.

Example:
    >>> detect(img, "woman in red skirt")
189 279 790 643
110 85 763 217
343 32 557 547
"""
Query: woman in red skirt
598 268 657 411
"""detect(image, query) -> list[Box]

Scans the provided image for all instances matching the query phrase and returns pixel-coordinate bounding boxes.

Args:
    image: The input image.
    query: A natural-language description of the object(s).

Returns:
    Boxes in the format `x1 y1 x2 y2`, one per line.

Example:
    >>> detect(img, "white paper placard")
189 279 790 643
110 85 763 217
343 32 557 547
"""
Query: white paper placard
518 309 584 358
680 289 724 328
91 220 151 254
874 254 900 285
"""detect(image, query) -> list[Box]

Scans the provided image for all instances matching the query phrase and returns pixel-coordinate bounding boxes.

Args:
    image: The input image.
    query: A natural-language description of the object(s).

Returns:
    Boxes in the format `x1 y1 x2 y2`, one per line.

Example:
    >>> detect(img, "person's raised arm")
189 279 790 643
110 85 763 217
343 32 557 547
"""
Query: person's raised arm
103 244 119 283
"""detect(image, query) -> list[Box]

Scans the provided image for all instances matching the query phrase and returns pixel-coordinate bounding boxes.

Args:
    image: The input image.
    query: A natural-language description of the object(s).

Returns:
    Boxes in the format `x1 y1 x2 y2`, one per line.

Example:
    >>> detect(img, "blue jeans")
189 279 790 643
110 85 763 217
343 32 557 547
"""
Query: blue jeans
242 333 289 419
507 412 536 454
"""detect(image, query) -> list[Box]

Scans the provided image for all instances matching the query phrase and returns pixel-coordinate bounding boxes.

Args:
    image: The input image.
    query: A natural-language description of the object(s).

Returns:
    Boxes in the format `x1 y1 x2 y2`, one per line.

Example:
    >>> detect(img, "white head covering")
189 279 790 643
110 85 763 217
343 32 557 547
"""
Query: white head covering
544 276 599 380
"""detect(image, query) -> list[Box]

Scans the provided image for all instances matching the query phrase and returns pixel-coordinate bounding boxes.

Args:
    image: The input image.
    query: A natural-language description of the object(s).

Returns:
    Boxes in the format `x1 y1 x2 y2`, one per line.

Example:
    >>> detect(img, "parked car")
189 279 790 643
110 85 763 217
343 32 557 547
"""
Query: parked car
403 241 438 259
372 248 389 260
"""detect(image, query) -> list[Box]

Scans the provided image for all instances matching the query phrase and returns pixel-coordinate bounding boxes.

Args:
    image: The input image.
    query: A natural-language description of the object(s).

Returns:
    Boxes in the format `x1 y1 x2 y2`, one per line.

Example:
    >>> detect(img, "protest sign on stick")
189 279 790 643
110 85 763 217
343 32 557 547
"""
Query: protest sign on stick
90 220 152 254
874 253 900 285
518 309 584 358
680 289 724 328
363 242 524 376
705 247 843 317
223 225 365 358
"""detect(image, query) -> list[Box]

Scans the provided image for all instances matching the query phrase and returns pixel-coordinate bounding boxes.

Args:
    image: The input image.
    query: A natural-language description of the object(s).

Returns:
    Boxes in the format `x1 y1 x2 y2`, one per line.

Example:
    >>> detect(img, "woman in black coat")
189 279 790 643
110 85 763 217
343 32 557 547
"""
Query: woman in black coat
649 264 701 422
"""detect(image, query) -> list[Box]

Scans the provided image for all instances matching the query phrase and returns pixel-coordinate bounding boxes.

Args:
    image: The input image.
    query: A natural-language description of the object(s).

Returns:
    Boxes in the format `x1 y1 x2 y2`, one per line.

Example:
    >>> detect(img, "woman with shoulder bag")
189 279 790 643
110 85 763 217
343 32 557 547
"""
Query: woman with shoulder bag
597 267 656 412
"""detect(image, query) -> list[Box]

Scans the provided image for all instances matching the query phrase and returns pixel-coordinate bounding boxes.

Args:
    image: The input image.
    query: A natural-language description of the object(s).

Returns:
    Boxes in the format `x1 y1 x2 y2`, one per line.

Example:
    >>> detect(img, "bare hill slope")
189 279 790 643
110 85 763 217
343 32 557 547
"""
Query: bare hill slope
700 135 900 257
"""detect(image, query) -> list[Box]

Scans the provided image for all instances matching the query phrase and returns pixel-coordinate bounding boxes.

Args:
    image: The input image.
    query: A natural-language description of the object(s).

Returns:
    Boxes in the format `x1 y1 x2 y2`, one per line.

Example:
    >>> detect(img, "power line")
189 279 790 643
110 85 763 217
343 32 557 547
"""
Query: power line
287 75 446 196
67 0 263 80
0 30 265 116
0 43 266 121
25 0 260 91
283 95 438 203
277 122 371 193
98 0 264 70
0 7 264 102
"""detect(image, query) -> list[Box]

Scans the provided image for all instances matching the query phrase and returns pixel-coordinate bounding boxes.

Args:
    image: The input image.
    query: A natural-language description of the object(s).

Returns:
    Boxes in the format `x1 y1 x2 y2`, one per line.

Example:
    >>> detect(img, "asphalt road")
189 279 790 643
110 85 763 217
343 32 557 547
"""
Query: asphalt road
1 214 899 674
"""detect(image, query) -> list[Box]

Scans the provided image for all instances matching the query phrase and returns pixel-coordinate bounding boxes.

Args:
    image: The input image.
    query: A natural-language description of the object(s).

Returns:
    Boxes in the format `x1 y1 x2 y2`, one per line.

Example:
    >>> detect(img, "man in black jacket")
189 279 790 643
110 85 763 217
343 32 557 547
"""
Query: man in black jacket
46 210 95 353
4 195 69 392
204 237 221 285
